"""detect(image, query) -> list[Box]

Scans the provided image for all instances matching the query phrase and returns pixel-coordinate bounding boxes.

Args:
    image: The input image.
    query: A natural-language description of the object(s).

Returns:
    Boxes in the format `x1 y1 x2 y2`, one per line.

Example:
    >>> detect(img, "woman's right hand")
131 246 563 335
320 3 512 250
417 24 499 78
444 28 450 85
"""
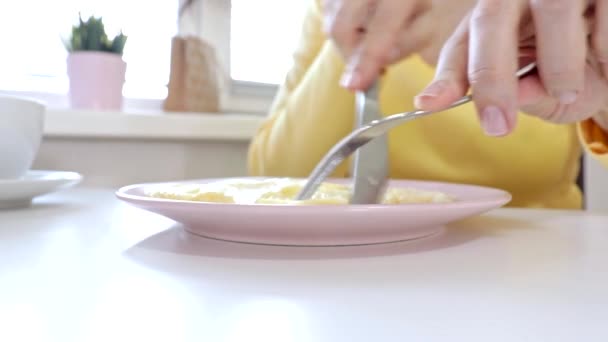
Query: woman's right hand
322 0 436 91
414 0 608 136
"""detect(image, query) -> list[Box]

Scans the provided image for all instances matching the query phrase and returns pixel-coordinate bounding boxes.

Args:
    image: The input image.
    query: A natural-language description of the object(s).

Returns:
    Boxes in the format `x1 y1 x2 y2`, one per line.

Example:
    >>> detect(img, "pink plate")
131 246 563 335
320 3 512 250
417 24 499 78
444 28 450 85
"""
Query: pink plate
116 178 511 246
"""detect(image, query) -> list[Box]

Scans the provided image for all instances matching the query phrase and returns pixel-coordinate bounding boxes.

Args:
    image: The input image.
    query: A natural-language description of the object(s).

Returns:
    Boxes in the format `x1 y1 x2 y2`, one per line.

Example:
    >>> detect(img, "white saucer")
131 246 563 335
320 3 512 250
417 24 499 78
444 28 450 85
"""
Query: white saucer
0 170 83 209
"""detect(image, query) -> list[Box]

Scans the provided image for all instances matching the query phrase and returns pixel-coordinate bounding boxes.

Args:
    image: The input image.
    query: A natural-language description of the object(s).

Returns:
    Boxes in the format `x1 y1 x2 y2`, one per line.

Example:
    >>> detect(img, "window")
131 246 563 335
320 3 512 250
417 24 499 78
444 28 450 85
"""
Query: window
0 0 177 100
230 0 309 85
0 0 309 113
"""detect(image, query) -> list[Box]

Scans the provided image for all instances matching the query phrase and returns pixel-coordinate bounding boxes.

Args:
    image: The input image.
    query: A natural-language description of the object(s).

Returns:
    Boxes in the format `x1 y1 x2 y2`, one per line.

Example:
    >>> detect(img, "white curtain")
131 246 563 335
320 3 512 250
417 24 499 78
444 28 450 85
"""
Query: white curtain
178 0 204 36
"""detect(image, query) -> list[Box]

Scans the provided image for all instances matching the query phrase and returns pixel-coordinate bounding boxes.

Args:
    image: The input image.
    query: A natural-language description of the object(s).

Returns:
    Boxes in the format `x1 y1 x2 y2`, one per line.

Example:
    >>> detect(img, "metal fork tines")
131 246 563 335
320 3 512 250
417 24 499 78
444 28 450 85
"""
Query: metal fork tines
295 62 537 202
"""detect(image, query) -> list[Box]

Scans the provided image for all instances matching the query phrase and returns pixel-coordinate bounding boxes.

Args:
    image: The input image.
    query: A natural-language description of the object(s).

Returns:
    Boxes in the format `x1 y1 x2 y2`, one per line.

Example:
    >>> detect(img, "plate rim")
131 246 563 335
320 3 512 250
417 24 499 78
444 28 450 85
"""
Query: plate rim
115 177 512 210
0 170 83 185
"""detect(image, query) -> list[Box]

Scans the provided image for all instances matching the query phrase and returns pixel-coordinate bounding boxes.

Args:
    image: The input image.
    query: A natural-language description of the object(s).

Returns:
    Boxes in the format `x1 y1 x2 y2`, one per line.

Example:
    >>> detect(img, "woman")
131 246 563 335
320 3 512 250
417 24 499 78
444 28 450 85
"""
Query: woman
247 0 595 209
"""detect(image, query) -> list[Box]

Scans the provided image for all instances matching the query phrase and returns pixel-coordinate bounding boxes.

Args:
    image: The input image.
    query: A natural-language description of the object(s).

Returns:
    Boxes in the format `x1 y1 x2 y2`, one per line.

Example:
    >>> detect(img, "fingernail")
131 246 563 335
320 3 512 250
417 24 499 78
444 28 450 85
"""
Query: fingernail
554 90 578 105
340 70 361 89
481 106 509 137
416 81 447 99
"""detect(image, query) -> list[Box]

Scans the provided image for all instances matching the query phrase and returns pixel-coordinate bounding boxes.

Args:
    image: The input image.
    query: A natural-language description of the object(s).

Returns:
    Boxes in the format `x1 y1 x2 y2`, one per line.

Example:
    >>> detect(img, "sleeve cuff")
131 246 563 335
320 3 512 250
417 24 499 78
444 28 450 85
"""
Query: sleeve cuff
578 118 608 168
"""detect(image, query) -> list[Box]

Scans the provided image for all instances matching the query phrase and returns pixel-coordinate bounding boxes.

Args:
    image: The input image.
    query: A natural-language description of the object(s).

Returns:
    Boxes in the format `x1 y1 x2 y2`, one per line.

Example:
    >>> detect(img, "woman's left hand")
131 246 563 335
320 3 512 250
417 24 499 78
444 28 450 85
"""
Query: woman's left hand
321 0 437 91
414 0 608 136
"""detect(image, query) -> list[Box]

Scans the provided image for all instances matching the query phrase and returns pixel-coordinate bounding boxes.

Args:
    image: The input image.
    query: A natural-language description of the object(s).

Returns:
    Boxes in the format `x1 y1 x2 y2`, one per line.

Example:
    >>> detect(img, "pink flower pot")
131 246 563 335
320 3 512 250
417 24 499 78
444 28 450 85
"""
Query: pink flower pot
67 52 127 110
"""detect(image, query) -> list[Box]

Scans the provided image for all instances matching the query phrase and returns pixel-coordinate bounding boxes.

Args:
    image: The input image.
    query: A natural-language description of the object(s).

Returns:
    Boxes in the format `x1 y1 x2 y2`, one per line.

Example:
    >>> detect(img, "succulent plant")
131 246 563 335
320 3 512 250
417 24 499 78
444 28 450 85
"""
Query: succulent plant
63 14 128 56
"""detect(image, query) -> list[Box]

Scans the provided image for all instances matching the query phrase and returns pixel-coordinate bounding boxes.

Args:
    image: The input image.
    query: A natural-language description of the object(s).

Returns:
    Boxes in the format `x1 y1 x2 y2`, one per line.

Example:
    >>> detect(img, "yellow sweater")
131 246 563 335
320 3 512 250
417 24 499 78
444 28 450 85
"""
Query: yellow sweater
248 0 608 209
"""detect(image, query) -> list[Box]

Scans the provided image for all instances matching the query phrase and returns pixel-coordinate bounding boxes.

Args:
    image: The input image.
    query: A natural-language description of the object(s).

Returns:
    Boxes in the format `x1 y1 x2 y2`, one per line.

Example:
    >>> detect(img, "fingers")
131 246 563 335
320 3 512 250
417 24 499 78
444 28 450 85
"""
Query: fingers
390 7 435 65
323 0 370 60
420 0 604 137
466 0 523 136
340 0 419 90
415 14 470 111
419 0 523 137
531 0 587 104
592 0 608 79
519 63 608 124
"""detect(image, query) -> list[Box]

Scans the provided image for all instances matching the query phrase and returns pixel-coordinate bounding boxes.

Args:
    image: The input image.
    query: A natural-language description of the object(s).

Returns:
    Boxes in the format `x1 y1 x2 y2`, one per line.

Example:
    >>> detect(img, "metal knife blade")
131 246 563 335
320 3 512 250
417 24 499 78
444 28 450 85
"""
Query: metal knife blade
350 81 389 204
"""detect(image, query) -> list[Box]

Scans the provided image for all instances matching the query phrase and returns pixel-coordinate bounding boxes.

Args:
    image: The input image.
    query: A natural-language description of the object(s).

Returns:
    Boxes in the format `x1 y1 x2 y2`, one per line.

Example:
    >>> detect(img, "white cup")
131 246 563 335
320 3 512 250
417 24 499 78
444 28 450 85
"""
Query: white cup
0 95 45 179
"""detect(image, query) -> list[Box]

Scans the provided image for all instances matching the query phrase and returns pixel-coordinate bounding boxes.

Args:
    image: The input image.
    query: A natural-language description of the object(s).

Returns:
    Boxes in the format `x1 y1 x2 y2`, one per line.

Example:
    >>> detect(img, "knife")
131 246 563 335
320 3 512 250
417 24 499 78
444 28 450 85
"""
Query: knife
349 81 389 204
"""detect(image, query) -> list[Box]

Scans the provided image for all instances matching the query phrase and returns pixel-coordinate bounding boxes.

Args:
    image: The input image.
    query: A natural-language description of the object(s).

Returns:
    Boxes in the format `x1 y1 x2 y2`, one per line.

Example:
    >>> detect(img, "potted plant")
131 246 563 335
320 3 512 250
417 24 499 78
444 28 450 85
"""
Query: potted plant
63 14 128 110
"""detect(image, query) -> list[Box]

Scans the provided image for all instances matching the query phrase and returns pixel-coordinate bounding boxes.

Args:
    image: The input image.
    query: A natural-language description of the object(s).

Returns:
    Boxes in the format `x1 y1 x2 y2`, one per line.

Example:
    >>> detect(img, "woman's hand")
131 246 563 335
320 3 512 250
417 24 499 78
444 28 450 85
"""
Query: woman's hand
415 0 608 136
322 0 436 90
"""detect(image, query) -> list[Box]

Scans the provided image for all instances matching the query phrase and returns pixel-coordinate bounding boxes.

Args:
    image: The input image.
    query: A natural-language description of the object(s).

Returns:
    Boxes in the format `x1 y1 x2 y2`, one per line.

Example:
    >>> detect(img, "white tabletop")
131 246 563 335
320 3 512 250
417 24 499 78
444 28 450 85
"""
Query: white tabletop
1 188 607 342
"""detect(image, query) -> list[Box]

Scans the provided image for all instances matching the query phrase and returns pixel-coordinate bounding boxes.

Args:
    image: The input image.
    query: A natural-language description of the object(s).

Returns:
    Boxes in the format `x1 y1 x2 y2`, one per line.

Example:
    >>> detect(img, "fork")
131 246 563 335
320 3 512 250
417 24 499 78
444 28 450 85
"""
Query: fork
295 62 538 201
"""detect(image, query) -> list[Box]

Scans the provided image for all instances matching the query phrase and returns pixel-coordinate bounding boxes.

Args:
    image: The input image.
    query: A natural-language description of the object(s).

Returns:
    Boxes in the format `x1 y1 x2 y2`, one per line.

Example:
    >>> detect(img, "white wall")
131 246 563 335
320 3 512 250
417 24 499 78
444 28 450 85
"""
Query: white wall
33 137 250 188
585 154 608 211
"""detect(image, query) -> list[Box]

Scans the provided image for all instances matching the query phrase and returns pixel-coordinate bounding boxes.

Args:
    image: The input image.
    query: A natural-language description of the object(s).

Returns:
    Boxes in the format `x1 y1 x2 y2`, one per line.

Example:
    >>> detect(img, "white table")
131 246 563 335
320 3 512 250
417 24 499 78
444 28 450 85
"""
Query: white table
1 188 607 342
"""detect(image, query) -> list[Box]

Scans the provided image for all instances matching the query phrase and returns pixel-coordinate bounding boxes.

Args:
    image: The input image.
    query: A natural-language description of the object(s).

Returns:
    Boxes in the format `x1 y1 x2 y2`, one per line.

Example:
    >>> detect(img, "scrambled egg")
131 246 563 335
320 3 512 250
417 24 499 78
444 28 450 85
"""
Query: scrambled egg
146 178 454 205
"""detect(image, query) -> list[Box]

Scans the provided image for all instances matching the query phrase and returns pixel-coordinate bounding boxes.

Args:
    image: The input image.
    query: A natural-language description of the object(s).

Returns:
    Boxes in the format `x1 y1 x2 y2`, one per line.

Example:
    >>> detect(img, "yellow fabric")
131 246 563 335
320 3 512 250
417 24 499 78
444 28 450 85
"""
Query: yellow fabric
247 0 587 209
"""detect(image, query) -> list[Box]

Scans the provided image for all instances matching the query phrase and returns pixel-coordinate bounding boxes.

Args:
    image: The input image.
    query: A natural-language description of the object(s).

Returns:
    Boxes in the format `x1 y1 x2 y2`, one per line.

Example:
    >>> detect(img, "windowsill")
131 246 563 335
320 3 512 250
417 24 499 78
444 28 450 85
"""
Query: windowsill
44 109 266 142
